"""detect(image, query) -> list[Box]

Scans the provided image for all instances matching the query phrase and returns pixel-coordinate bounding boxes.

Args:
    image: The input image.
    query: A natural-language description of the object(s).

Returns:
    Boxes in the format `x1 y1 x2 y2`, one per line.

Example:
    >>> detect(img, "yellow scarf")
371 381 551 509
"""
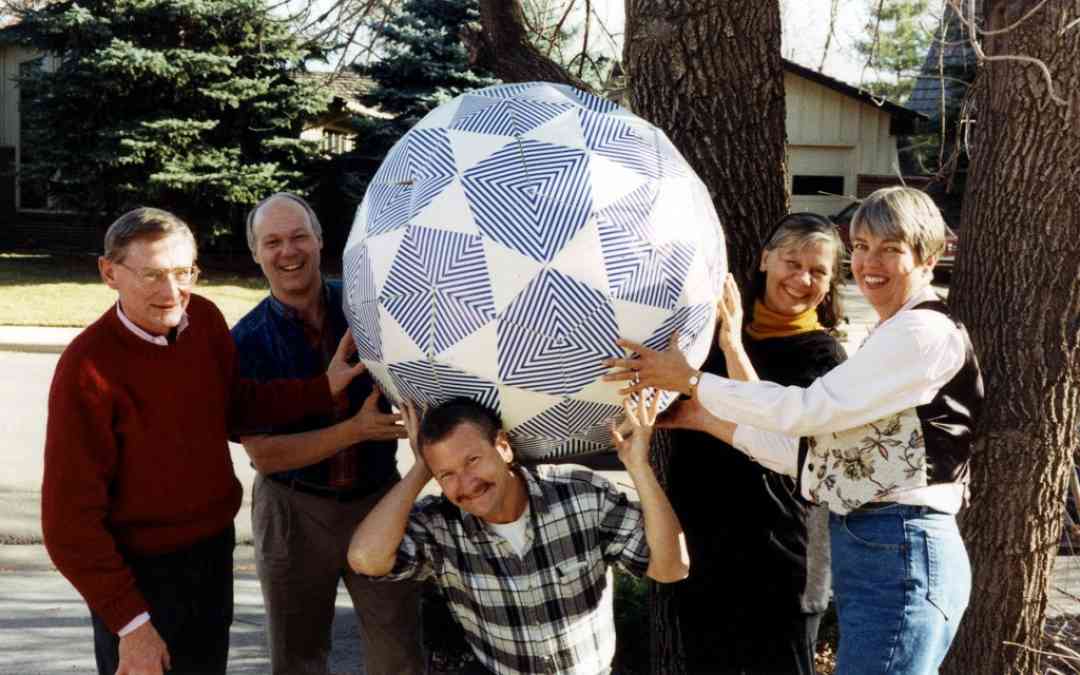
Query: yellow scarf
745 299 823 340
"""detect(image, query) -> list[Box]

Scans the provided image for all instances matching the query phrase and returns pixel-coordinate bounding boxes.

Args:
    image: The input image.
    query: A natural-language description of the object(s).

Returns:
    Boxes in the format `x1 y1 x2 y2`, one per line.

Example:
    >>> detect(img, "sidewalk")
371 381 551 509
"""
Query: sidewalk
0 326 82 354
0 545 365 675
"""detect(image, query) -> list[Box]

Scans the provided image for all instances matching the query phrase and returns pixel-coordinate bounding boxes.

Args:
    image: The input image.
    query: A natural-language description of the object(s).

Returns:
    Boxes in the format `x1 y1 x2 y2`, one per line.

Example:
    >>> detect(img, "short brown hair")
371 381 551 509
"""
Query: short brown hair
103 208 196 263
851 187 946 264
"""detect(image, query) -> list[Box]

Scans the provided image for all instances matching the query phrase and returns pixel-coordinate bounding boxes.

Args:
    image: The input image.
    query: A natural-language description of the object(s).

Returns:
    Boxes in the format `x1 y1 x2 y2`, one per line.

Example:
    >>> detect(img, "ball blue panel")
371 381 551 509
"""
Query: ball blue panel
344 82 727 461
461 140 591 263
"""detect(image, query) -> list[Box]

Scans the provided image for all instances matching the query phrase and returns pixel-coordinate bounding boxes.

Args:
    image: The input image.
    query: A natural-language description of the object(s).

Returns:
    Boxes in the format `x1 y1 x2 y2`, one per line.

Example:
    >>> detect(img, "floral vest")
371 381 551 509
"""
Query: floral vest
796 300 984 515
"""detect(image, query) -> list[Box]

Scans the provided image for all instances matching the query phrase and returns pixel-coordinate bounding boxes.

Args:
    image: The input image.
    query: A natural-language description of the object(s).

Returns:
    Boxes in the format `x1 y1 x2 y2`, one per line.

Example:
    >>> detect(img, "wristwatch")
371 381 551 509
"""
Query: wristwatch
687 370 702 397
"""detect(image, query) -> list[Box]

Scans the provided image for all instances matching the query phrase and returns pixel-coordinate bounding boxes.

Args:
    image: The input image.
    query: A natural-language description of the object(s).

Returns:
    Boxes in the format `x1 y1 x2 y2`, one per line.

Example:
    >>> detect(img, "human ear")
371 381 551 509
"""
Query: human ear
495 431 514 464
99 257 119 289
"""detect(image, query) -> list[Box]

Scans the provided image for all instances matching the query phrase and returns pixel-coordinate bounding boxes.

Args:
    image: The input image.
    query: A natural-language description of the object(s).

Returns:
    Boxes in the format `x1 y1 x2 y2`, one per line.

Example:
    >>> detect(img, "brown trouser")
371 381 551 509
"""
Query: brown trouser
253 474 423 675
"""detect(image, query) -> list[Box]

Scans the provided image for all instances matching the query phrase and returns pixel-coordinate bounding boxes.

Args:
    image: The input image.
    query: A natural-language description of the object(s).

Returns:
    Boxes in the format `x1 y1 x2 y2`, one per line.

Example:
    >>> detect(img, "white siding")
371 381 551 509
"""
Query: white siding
0 46 54 210
784 71 902 215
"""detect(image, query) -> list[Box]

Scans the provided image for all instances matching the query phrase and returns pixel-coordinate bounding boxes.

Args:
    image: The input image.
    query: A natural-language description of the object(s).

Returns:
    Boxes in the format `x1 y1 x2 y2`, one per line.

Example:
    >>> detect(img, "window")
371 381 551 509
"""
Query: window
321 130 355 155
792 175 844 197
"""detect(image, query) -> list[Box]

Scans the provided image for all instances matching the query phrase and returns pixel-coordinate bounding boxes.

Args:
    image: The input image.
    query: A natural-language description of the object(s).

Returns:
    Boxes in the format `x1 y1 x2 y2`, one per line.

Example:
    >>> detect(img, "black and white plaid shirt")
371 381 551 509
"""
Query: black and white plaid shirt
378 464 650 675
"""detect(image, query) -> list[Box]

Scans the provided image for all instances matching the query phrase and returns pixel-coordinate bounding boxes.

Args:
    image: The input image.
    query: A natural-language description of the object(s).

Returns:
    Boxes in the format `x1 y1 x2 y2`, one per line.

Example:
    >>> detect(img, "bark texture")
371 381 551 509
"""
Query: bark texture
466 0 593 91
623 1 788 290
623 4 787 670
944 2 1080 673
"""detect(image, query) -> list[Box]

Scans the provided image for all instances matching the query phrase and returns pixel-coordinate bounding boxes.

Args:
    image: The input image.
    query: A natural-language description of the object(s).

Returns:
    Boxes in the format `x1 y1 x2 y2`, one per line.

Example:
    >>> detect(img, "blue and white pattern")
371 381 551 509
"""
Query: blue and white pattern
344 82 726 460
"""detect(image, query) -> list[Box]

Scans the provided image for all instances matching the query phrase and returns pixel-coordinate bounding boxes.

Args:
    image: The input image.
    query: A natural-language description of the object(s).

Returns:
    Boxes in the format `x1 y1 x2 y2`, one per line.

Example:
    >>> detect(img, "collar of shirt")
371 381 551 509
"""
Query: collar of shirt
265 280 333 324
115 302 189 346
867 285 941 339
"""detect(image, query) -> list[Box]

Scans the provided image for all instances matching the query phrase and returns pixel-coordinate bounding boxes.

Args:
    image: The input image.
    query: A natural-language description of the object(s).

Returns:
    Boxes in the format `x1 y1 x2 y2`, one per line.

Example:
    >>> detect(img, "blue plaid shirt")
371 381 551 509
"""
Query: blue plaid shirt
231 280 398 492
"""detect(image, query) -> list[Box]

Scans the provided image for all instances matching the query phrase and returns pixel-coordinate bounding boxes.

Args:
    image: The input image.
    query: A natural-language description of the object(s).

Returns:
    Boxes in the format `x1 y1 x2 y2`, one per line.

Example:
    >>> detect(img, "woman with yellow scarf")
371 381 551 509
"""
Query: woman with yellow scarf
657 213 846 674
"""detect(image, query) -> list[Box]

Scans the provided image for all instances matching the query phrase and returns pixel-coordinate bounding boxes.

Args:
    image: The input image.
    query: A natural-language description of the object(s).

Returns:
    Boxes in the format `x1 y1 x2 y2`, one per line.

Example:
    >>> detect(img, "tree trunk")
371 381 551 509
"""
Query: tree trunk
466 0 593 91
944 2 1080 673
623 1 788 290
623 4 787 671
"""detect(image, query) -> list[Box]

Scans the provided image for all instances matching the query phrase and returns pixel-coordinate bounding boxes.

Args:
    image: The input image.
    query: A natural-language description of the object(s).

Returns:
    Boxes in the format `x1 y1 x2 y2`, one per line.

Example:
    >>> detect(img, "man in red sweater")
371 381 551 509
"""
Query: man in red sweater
42 207 367 675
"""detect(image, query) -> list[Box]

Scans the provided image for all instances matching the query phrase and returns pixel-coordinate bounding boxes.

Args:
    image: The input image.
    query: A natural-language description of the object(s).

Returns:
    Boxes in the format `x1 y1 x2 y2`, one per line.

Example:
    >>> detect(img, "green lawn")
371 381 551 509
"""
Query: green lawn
0 252 270 327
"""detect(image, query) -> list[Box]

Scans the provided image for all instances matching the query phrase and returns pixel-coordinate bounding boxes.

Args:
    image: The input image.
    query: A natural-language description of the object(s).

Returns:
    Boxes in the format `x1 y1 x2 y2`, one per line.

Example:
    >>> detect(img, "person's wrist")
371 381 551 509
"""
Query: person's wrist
623 452 653 474
686 369 703 397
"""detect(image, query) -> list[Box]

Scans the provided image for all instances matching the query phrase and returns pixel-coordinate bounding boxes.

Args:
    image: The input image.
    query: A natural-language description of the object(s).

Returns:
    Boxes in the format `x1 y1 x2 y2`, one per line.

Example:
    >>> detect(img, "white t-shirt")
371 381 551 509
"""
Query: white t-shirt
487 502 531 557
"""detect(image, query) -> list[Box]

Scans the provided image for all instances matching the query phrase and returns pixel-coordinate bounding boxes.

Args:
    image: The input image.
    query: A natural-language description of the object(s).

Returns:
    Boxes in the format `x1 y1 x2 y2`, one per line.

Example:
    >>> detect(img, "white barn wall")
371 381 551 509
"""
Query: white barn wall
784 71 902 216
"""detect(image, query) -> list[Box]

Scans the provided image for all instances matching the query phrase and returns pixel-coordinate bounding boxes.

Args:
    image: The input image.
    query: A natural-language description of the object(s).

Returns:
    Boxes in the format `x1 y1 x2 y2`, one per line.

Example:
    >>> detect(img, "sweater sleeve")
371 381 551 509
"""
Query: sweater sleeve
41 349 149 633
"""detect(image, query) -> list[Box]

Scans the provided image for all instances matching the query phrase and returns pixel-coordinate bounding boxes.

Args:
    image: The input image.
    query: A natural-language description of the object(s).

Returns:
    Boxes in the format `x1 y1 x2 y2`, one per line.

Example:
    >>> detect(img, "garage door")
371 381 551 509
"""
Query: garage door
788 146 853 217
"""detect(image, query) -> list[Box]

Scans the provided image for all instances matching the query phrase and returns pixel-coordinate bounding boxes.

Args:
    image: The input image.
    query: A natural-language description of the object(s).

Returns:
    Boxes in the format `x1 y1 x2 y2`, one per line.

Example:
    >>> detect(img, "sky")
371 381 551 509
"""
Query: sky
580 0 924 88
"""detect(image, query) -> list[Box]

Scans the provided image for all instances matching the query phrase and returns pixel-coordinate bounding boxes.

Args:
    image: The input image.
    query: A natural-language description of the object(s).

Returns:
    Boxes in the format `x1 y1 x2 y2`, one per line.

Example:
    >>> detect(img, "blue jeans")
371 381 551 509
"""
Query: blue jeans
830 505 970 675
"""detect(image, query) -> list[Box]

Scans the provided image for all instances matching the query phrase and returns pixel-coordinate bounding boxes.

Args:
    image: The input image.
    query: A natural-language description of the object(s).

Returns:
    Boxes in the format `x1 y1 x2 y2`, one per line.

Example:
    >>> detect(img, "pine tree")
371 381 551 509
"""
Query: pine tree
354 0 498 160
854 0 933 102
12 0 330 240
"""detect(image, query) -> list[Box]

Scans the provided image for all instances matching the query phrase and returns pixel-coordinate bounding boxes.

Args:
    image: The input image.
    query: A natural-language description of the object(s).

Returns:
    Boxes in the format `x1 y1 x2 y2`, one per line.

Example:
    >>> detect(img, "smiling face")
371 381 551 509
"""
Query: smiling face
422 422 526 524
99 233 196 336
251 197 323 301
851 226 936 321
759 239 836 317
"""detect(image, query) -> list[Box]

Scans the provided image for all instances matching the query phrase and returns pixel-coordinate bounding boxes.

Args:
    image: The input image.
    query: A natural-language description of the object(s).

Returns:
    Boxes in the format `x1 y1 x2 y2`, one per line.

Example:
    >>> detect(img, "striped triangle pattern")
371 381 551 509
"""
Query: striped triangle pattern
343 82 727 461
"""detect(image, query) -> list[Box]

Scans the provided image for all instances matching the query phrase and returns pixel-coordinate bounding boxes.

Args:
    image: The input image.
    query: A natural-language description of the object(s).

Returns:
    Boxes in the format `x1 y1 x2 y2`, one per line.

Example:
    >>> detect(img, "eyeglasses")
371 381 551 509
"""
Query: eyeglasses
117 262 200 287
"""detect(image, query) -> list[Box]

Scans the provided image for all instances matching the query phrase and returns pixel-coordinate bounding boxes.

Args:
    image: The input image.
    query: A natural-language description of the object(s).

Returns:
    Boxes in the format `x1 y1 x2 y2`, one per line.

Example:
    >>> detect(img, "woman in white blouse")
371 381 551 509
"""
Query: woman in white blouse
606 187 984 675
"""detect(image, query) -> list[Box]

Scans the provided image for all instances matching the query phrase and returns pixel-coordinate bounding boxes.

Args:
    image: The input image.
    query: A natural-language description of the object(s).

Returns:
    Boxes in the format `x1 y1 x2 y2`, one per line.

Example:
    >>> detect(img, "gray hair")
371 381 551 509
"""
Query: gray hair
851 187 946 264
751 212 845 328
246 192 323 253
103 207 196 263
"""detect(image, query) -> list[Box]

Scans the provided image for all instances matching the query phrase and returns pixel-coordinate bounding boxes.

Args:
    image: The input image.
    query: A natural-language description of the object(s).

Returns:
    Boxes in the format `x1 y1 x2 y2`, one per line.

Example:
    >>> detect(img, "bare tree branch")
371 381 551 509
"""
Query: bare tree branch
945 0 1068 105
818 0 841 72
576 0 591 79
467 0 593 91
546 0 578 57
971 0 1051 37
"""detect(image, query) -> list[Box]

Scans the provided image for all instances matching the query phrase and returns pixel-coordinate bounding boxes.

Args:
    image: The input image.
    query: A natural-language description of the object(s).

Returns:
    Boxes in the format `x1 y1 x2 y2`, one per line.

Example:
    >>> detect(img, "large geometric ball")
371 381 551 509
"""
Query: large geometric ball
343 82 727 461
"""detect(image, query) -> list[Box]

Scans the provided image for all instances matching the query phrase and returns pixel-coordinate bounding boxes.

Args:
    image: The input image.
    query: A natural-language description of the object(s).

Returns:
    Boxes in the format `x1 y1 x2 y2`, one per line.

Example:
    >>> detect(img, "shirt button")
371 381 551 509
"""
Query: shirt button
808 463 815 471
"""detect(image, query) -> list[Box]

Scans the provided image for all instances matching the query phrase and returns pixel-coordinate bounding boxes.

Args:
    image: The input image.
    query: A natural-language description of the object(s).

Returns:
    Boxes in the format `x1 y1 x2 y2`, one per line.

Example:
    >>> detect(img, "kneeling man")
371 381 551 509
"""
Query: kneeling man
348 395 688 675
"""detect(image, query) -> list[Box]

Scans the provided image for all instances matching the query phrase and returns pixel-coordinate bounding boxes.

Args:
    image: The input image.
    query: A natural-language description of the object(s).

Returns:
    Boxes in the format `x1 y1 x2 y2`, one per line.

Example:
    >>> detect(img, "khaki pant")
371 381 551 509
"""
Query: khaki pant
253 474 423 675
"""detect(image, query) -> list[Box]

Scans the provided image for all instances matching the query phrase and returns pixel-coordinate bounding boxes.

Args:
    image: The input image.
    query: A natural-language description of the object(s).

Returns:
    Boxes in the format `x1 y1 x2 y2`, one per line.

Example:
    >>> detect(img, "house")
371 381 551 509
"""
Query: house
0 27 385 222
1 30 923 237
606 59 924 216
296 71 390 155
782 59 925 216
0 23 53 215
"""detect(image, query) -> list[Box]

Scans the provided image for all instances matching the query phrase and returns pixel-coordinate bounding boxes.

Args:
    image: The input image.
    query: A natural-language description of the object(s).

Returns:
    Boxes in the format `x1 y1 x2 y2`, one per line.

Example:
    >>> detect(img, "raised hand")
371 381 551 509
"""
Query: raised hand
611 391 662 471
716 273 744 353
603 332 697 396
399 400 425 458
348 389 407 442
327 331 367 399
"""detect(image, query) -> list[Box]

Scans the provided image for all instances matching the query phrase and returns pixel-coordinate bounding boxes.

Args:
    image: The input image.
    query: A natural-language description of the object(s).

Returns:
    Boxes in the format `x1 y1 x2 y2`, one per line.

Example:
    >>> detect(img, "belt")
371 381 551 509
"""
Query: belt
268 475 375 503
851 501 898 513
849 502 939 516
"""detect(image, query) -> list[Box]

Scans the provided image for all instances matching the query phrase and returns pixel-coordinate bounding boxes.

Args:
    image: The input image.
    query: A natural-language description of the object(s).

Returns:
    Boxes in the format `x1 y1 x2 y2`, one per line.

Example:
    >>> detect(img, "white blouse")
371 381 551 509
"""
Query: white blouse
713 287 969 513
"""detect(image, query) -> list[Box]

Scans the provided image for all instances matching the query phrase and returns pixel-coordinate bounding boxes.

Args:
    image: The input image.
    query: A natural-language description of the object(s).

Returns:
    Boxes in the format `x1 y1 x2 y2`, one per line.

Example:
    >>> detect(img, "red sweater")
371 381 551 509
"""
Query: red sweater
42 295 333 632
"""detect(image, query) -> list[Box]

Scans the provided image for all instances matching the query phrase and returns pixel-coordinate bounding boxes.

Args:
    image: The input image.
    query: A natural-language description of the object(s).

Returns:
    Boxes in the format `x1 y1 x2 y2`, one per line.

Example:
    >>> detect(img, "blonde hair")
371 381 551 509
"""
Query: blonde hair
851 187 946 264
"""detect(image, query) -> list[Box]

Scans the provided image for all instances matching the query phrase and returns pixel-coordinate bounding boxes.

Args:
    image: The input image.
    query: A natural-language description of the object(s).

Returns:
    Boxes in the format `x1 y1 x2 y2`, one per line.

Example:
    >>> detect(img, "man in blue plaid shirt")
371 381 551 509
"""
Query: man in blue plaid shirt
348 395 688 675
